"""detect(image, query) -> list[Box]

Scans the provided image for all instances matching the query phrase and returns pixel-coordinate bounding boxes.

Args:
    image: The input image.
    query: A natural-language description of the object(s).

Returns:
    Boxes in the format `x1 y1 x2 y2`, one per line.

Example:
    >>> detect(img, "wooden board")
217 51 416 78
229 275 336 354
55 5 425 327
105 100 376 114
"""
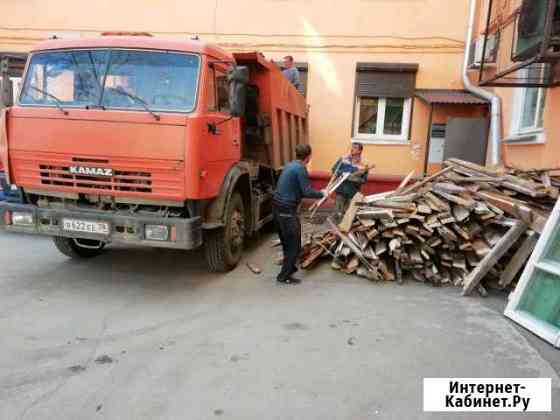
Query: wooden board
338 192 364 232
462 220 528 296
498 231 539 287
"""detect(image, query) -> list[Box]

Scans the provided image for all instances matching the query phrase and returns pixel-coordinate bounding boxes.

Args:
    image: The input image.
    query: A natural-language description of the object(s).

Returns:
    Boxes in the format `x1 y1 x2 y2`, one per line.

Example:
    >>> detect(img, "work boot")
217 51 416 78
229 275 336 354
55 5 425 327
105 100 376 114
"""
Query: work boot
277 276 302 285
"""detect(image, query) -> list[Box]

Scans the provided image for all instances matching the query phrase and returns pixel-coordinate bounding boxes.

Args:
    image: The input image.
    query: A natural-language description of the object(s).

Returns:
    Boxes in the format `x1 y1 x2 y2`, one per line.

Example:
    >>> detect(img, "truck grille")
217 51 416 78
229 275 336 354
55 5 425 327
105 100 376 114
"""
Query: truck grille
11 151 185 200
39 164 153 193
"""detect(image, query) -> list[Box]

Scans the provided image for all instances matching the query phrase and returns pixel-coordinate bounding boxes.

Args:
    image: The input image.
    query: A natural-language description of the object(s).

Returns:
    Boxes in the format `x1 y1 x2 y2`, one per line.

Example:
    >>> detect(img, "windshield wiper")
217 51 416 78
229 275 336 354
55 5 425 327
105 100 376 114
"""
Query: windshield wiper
113 87 160 121
28 85 69 115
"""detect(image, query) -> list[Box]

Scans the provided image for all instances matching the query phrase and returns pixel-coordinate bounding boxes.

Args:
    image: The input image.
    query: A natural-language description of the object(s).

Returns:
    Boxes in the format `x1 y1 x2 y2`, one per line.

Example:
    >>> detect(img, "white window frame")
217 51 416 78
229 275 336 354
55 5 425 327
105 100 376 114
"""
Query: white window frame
353 96 412 144
505 197 560 348
508 68 546 143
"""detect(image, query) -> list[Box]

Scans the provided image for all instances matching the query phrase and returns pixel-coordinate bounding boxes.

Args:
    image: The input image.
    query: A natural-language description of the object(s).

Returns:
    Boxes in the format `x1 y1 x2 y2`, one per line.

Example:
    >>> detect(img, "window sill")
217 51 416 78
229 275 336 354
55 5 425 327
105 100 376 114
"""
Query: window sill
352 137 410 146
504 131 545 145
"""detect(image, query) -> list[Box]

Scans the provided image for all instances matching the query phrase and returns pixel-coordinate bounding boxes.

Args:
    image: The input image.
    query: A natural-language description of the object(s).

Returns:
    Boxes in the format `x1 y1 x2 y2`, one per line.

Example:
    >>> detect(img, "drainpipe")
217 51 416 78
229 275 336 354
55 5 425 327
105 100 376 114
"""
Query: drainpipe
463 0 502 165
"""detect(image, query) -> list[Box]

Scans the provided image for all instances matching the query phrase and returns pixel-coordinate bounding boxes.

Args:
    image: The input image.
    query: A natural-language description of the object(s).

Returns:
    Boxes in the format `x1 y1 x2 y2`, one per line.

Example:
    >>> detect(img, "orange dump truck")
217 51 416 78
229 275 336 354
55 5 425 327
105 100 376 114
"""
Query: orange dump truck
0 34 308 271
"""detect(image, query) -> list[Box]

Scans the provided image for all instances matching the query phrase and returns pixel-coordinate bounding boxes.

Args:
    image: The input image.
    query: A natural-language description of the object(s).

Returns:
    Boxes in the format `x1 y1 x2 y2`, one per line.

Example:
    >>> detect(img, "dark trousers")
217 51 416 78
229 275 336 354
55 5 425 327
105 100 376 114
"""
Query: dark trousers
335 193 351 222
273 203 301 281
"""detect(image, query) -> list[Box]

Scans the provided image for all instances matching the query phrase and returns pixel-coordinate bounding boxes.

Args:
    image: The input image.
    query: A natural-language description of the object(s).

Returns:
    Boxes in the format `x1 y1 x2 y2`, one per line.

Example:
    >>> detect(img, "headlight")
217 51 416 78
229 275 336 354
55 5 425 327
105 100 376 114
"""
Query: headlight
145 224 169 241
12 212 34 225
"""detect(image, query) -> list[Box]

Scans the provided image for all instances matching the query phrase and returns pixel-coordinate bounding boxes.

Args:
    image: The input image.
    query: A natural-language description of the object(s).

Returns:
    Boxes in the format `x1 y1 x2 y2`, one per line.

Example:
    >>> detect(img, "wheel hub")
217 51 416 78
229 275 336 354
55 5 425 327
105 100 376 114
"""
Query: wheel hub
230 210 244 248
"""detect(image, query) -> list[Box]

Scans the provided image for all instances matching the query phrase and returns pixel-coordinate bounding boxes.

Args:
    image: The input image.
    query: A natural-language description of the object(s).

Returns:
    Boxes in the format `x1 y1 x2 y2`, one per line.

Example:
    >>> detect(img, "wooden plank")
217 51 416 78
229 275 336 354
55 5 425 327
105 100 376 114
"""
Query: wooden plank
437 226 459 243
338 192 364 232
357 208 394 220
499 231 539 287
378 260 395 281
434 190 477 209
390 170 415 196
452 223 470 241
446 158 502 177
452 204 471 222
309 172 351 216
483 227 502 247
357 217 376 228
462 221 528 296
433 182 466 194
475 190 546 234
425 192 451 212
416 201 433 214
343 256 360 274
375 240 387 256
368 201 416 212
364 245 379 260
327 219 375 271
466 251 479 267
400 166 453 195
472 239 491 258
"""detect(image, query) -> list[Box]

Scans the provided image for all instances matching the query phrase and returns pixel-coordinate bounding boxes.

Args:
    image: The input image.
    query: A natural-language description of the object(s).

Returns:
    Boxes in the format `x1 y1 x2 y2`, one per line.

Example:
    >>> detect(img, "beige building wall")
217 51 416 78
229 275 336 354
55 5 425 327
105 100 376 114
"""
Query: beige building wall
1 0 470 175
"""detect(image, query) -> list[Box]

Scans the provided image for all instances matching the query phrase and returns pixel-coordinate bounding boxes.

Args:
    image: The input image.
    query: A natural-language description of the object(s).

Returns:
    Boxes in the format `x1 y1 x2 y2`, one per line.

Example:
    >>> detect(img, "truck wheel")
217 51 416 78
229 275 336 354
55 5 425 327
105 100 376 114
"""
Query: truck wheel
205 192 245 272
53 237 106 258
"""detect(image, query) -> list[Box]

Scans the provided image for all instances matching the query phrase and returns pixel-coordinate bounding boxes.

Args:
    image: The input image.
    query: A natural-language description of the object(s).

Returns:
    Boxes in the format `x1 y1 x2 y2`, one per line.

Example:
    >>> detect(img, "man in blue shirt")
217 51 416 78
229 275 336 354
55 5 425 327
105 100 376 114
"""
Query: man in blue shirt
282 55 303 94
332 143 374 221
273 144 325 284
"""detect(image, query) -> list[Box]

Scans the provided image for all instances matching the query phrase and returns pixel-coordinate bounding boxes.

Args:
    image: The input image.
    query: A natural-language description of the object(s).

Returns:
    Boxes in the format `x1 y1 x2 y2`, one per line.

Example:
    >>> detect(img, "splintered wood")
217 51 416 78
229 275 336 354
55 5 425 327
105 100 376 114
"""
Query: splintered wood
302 159 560 297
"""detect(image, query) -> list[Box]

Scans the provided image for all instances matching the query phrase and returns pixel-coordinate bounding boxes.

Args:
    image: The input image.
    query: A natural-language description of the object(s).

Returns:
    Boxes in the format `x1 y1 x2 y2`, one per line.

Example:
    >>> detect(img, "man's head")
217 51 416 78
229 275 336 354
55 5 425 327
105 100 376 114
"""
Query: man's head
295 144 313 165
350 142 364 158
283 55 295 69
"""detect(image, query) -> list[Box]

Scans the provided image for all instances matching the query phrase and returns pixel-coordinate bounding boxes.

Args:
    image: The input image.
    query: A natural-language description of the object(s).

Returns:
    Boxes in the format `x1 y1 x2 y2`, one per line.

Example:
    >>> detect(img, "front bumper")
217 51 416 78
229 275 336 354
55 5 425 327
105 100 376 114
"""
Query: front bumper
0 202 202 250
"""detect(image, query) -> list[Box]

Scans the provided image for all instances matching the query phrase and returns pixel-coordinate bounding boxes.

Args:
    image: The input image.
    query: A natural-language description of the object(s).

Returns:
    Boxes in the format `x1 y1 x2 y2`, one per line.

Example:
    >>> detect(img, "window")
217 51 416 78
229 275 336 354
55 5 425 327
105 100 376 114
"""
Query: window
505 198 560 348
20 50 109 107
101 51 199 112
20 49 201 113
509 66 547 141
354 97 412 141
215 70 229 113
207 66 216 111
352 63 417 143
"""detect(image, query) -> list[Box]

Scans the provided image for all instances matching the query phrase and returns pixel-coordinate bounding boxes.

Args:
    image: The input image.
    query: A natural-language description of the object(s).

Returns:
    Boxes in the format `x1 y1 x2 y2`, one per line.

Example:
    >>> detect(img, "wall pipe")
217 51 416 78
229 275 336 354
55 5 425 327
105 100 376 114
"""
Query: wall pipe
463 0 502 165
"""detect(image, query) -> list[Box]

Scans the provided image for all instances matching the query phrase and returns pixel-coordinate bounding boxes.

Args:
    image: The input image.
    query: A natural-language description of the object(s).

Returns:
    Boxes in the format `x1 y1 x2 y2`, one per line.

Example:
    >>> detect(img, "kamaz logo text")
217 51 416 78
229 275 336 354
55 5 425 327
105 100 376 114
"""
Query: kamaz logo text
69 166 114 177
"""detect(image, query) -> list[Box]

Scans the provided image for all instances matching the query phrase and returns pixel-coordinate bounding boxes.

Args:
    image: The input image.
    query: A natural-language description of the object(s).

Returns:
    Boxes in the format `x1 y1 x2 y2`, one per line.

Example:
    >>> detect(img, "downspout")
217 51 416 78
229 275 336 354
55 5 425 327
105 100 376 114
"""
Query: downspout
463 0 502 165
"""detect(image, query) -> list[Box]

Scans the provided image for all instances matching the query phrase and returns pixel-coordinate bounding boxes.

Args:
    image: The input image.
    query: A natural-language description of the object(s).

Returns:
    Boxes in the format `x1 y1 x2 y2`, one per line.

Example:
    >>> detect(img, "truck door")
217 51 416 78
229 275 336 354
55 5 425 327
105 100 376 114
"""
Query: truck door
206 65 240 161
201 64 241 196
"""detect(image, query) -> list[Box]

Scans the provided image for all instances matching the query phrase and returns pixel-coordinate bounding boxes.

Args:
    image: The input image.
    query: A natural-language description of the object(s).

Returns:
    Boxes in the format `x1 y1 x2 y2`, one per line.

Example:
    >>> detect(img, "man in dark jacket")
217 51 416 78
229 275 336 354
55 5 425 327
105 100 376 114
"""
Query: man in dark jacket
332 143 374 221
273 144 325 285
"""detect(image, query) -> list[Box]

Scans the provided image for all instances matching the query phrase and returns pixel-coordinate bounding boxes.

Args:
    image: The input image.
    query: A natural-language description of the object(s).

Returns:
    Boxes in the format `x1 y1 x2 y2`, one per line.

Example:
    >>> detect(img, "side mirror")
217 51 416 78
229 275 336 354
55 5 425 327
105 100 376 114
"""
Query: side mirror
228 66 249 117
0 78 14 108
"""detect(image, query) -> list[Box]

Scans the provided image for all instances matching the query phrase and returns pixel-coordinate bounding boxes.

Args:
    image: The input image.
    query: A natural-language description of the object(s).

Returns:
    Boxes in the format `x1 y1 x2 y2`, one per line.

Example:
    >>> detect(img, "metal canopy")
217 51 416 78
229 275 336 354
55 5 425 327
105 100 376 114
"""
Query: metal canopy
415 89 488 105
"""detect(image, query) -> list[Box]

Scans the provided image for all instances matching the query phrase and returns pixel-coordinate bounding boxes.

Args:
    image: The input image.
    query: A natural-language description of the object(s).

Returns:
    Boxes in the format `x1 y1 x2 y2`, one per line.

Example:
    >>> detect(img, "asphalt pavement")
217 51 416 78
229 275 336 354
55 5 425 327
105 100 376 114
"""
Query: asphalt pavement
0 231 558 420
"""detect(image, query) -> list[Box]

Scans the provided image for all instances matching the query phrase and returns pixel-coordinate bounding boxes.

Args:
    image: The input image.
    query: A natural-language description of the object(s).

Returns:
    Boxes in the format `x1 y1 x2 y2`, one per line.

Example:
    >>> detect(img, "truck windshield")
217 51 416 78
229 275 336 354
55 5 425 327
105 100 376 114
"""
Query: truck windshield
20 49 200 113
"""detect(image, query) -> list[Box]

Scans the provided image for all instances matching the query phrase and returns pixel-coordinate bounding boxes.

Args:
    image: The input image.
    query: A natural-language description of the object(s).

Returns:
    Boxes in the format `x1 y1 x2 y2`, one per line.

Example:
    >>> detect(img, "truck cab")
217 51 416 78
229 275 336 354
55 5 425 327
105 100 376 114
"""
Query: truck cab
0 34 308 271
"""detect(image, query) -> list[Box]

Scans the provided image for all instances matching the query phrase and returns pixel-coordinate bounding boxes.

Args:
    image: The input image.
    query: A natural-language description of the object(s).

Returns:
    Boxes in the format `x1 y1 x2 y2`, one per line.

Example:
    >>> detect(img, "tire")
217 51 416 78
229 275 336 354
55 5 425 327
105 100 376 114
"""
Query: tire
53 236 106 258
204 192 246 272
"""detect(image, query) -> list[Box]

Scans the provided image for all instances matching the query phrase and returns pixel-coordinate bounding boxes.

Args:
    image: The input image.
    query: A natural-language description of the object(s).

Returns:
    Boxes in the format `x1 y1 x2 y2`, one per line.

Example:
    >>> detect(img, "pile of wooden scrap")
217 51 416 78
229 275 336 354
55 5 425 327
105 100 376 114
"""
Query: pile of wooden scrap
302 158 559 296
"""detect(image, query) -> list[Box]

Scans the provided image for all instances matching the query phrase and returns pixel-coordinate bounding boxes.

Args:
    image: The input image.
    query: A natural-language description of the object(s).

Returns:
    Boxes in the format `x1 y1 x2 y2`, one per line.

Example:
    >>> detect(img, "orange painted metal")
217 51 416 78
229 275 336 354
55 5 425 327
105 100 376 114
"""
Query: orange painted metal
30 36 233 62
233 52 308 168
4 37 307 204
0 110 9 182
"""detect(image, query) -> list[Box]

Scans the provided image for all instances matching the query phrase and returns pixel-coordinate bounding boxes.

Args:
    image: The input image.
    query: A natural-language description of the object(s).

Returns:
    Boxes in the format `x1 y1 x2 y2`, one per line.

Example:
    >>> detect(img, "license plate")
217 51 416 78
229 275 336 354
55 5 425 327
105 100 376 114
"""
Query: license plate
62 219 110 235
